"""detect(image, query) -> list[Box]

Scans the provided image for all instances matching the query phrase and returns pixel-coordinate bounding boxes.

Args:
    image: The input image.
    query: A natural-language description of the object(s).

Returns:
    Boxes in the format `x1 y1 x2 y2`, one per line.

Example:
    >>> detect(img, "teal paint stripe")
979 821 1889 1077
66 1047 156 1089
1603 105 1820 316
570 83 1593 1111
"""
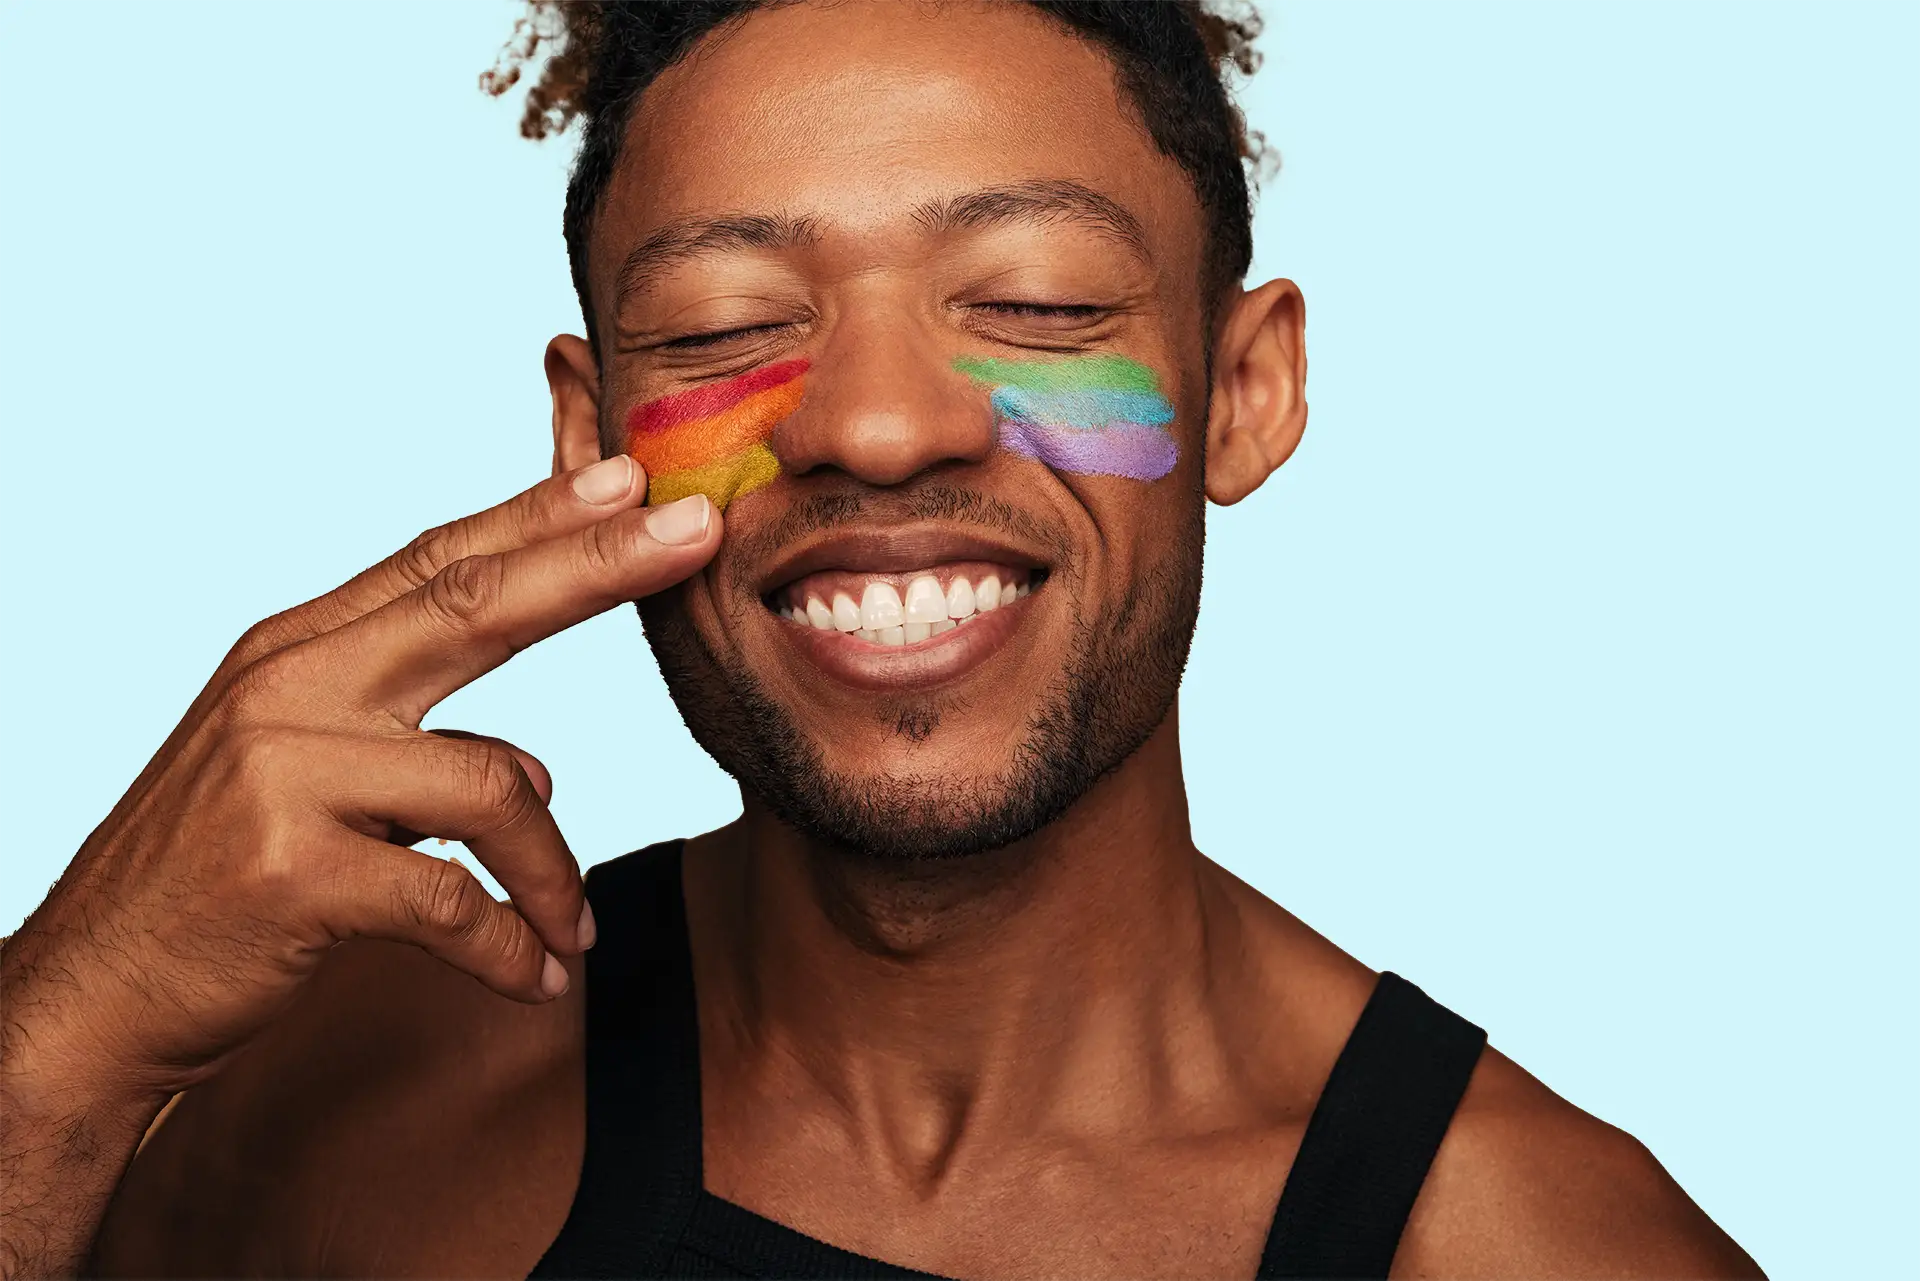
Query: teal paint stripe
953 355 1161 395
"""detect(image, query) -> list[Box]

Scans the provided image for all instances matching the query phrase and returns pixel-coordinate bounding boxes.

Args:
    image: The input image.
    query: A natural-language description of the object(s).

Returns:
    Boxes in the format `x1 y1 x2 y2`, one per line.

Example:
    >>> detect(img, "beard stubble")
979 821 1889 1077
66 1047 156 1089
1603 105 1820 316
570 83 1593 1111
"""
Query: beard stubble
636 491 1204 864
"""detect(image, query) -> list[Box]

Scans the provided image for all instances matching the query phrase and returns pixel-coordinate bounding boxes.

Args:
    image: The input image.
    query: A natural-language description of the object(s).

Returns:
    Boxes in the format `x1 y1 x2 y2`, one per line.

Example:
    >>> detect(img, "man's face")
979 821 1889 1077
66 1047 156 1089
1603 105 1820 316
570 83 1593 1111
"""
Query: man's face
588 1 1217 859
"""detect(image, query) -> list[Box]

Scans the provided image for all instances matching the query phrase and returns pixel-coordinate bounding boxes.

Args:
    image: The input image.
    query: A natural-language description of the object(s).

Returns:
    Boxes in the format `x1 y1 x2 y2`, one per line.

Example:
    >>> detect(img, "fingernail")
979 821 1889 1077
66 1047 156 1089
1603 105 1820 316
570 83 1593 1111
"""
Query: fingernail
645 494 711 545
572 456 635 505
576 898 597 951
540 952 570 998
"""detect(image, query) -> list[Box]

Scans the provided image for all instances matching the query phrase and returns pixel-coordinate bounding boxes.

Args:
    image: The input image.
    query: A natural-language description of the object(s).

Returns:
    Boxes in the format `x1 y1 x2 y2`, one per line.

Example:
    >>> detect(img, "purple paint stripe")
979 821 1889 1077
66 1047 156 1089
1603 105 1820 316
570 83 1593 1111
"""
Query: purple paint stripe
1000 418 1178 481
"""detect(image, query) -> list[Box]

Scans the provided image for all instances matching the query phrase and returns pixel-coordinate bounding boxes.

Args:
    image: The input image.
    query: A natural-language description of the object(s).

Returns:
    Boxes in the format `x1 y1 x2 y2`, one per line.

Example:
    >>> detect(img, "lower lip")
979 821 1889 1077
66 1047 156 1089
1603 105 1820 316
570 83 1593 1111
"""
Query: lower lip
775 596 1031 691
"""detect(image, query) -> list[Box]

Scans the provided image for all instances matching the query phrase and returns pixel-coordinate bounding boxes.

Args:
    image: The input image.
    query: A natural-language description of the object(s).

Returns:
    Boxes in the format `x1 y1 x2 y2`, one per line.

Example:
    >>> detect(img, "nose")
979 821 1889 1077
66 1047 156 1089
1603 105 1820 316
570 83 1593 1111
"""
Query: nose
773 322 994 487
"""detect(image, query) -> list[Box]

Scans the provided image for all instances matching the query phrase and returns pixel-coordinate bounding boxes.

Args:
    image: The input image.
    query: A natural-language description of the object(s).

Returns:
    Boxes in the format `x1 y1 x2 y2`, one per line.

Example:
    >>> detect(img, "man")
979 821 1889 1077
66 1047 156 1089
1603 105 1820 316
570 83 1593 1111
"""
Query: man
0 2 1760 1276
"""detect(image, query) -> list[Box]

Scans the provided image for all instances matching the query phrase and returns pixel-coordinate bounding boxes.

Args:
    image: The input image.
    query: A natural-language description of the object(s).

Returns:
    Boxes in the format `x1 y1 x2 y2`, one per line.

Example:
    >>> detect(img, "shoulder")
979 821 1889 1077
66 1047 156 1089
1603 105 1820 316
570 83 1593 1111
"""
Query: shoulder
1395 1048 1764 1278
1209 867 1761 1277
89 935 585 1278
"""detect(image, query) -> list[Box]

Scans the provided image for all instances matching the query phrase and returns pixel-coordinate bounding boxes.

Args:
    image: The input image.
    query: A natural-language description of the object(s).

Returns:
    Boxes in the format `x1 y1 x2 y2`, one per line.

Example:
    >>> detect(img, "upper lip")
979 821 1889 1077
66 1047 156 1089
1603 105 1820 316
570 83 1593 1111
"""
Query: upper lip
755 524 1053 596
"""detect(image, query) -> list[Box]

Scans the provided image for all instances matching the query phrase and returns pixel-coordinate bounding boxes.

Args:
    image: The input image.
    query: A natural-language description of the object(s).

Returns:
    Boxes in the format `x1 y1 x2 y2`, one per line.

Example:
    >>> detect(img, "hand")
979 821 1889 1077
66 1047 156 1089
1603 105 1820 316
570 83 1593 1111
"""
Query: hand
0 456 717 1276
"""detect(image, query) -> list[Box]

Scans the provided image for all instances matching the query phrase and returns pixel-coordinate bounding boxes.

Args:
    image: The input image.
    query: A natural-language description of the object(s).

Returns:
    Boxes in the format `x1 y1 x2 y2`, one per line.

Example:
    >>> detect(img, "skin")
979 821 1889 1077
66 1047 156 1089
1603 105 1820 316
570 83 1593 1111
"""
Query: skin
0 3 1762 1278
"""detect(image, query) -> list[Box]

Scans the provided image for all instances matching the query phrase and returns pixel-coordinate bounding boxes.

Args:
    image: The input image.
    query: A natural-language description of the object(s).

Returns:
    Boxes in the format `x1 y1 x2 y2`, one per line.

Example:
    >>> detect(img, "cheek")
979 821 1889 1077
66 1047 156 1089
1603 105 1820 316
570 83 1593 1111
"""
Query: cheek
953 356 1179 481
624 360 809 510
997 410 1178 481
644 445 781 508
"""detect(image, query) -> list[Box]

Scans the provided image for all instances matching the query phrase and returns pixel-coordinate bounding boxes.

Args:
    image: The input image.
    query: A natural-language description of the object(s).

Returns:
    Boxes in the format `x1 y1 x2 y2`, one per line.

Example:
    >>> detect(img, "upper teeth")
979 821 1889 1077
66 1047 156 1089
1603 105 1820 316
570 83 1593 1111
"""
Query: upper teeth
783 571 1031 645
903 576 945 624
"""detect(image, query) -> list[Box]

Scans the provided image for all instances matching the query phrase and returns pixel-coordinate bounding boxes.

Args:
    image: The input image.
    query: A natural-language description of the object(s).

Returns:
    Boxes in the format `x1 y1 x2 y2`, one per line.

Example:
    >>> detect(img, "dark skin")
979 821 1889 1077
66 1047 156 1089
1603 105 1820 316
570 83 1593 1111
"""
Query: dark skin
0 3 1760 1277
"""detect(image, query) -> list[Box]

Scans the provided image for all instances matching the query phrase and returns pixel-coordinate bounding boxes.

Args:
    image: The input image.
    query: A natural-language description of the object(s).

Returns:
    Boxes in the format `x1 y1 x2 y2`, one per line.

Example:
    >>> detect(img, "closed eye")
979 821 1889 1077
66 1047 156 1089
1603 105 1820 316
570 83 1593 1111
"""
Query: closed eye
975 302 1105 319
659 321 791 350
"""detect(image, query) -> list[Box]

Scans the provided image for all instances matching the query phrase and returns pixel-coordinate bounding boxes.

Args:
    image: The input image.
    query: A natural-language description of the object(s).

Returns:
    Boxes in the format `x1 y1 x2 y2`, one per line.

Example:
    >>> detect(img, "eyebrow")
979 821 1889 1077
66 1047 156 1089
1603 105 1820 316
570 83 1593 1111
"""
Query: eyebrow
615 213 824 304
613 180 1150 306
910 180 1151 263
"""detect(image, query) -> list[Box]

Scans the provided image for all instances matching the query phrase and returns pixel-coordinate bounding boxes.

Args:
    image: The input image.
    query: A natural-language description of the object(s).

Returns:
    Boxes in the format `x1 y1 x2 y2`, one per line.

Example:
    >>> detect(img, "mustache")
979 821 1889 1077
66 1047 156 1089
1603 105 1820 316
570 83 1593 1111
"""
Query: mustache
721 481 1074 595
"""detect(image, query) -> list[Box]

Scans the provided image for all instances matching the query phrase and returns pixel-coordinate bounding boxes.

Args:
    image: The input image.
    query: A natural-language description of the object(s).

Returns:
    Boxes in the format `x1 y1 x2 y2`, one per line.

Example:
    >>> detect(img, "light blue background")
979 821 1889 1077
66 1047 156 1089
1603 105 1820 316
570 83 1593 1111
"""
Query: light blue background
2 3 1912 1274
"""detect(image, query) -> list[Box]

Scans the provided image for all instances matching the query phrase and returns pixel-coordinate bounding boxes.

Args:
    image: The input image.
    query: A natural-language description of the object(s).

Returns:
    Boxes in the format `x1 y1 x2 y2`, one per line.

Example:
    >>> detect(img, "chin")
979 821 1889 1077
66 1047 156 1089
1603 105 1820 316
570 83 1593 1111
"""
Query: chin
636 500 1202 862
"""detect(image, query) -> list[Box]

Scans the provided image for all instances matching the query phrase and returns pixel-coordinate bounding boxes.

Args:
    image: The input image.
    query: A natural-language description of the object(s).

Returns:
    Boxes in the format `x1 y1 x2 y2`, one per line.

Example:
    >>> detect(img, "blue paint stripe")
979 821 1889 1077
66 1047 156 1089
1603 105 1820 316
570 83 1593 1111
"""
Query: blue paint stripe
990 386 1174 428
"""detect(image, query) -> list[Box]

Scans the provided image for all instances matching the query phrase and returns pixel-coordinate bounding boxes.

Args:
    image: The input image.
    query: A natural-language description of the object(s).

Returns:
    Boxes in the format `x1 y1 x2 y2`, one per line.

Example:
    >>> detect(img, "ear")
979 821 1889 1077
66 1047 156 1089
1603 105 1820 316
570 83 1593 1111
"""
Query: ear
545 334 603 476
1204 278 1307 506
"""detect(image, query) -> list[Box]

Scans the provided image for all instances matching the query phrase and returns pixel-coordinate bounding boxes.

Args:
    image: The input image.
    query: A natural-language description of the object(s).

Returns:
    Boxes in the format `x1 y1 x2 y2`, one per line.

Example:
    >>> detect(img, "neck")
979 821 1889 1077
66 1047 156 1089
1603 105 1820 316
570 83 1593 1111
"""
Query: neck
689 708 1243 1174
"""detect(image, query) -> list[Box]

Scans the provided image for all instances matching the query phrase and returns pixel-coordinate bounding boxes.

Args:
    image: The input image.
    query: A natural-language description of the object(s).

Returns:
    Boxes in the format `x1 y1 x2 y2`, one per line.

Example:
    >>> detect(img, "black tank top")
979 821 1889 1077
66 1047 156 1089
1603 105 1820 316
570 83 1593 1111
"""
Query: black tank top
531 843 1485 1279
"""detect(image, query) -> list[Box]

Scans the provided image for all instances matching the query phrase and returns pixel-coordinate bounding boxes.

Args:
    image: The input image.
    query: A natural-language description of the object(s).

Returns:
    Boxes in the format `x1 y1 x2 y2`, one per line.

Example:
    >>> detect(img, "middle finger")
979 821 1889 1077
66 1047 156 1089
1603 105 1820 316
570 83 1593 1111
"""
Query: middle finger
302 494 720 728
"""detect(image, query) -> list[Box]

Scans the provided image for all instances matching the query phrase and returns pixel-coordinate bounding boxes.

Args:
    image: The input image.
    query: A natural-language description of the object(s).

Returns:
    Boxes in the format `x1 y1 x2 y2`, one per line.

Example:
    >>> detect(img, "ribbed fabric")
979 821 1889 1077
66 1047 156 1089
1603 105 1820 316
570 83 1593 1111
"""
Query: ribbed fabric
531 842 1484 1280
1257 973 1488 1277
530 842 704 1277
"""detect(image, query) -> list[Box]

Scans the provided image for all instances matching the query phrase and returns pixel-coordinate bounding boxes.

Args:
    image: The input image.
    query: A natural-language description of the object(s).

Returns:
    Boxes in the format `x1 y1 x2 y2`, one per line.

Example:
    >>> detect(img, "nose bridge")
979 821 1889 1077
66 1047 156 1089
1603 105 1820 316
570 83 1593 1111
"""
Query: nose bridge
773 311 994 487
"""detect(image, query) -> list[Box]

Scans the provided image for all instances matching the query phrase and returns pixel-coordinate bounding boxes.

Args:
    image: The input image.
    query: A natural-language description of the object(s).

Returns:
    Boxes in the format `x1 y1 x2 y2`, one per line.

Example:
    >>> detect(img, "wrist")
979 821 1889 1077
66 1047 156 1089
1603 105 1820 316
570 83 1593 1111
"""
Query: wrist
0 1057 161 1281
1 1025 170 1149
1 942 175 1132
0 969 170 1281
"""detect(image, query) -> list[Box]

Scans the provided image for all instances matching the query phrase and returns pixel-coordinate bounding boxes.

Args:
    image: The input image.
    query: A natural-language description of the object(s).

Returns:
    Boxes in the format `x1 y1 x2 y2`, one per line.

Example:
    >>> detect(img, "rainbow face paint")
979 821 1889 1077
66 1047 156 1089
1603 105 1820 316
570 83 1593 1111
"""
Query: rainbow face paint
623 359 808 509
954 355 1178 481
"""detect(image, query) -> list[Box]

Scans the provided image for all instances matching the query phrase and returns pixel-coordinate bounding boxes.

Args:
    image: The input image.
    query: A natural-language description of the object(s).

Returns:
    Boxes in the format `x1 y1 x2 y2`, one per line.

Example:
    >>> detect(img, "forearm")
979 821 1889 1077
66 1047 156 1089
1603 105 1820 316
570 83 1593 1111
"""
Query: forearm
1 941 166 1279
0 463 657 1274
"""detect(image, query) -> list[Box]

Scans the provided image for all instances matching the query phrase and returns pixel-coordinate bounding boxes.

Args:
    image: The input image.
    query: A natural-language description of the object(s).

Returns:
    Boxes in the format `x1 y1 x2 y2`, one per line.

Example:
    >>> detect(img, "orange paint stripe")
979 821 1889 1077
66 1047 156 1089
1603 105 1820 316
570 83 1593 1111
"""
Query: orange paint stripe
625 377 805 478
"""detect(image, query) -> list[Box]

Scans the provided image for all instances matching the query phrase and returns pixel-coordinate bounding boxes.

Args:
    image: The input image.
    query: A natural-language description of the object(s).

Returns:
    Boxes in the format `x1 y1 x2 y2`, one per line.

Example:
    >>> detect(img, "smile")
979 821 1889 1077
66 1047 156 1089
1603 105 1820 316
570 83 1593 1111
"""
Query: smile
770 565 1041 645
754 530 1052 691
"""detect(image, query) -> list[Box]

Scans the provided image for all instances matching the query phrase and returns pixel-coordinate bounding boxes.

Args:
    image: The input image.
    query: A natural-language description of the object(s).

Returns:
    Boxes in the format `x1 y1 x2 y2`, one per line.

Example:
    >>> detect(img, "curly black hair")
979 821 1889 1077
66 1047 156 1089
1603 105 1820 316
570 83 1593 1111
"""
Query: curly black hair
484 1 1265 358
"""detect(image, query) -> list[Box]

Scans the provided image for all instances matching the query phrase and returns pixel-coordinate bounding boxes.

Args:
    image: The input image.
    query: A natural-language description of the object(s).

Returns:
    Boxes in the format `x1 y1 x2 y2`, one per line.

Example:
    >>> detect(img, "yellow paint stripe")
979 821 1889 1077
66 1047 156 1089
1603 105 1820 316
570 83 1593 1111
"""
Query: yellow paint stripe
644 442 780 511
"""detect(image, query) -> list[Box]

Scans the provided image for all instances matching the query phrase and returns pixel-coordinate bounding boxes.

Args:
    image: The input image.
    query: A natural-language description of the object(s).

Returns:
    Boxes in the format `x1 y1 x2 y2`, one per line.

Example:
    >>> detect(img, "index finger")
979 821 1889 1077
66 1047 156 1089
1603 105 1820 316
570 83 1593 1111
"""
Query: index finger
309 493 722 728
264 455 651 653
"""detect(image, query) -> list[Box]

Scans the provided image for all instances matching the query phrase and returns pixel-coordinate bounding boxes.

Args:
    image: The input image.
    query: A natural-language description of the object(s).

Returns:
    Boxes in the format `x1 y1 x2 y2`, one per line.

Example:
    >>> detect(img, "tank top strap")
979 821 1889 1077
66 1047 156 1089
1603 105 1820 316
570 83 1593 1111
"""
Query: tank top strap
532 852 1485 1279
530 840 701 1279
1256 971 1487 1278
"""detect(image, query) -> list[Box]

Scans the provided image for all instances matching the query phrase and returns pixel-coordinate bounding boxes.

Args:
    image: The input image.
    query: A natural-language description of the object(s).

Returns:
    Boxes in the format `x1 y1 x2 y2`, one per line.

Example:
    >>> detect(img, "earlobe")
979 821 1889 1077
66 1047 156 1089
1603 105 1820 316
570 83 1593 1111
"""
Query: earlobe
545 335 604 477
1204 279 1308 506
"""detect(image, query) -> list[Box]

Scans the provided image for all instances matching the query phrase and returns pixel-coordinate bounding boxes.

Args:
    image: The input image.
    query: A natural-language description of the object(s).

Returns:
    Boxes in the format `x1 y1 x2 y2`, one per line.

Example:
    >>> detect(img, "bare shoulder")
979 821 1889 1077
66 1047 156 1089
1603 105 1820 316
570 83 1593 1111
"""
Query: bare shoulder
1395 1048 1763 1278
89 936 585 1278
1209 865 1761 1278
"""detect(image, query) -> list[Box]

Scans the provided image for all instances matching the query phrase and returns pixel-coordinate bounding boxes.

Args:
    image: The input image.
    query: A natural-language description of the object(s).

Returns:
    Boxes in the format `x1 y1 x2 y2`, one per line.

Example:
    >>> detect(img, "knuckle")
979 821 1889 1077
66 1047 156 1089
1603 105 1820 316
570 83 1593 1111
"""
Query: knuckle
506 484 555 535
421 555 502 632
577 518 637 576
460 743 533 822
217 724 307 798
225 723 294 773
229 615 296 668
493 914 543 974
393 522 465 590
413 858 490 937
219 649 302 717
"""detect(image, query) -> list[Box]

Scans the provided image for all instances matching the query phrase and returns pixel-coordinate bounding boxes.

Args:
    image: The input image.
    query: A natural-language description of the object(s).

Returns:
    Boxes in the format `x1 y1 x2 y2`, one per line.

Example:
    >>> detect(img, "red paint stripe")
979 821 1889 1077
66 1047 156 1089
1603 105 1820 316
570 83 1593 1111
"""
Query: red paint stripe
627 359 810 436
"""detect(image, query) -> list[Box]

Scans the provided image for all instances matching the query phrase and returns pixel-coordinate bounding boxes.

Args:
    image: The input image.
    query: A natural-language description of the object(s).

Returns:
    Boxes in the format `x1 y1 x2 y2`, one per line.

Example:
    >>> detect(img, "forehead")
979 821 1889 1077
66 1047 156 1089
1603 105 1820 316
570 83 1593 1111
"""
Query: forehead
591 0 1201 274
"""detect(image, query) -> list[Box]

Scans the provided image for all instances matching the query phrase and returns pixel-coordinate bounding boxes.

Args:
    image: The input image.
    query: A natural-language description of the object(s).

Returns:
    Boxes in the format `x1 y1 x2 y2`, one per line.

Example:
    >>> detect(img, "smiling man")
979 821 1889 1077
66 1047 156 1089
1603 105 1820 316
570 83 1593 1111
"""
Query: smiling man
0 3 1761 1278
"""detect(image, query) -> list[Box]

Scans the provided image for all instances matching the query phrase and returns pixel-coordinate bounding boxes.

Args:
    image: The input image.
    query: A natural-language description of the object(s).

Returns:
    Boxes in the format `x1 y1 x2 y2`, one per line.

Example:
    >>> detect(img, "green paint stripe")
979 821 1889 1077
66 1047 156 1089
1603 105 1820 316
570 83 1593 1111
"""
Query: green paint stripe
953 355 1160 395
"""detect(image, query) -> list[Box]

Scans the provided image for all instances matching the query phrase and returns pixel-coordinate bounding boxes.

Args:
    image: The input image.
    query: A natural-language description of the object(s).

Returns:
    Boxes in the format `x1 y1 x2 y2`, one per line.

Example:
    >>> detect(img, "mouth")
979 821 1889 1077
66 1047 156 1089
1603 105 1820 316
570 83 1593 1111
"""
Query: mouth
753 529 1053 690
768 563 1044 642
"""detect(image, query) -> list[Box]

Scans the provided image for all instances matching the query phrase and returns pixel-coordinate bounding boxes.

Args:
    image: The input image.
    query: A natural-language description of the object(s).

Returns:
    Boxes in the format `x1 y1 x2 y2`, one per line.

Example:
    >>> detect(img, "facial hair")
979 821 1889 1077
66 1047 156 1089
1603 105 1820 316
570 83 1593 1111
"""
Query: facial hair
636 486 1203 862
